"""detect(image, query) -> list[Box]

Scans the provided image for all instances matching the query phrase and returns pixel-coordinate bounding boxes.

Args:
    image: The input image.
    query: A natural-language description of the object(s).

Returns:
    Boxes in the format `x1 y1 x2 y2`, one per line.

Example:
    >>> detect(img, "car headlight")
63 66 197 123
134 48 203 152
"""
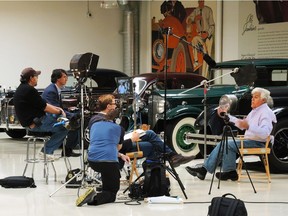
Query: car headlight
156 98 166 113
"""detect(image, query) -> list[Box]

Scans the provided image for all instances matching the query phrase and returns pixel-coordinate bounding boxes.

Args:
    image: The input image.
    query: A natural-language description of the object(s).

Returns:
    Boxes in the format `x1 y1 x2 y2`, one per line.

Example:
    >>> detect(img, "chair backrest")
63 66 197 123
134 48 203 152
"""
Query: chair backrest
264 135 271 148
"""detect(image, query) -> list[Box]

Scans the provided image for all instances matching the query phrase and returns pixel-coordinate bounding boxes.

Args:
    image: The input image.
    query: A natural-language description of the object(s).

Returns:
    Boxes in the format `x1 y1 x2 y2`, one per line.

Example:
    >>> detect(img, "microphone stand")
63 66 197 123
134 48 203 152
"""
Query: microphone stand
163 27 188 199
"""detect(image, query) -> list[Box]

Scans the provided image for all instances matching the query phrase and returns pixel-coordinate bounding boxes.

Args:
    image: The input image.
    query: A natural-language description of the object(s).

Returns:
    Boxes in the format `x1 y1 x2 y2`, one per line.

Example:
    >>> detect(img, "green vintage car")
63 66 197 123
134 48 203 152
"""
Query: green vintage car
148 58 288 170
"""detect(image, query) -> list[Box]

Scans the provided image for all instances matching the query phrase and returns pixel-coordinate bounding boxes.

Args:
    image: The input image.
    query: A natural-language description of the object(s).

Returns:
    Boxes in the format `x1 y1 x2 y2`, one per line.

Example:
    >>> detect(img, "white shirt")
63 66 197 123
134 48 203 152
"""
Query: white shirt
229 103 277 142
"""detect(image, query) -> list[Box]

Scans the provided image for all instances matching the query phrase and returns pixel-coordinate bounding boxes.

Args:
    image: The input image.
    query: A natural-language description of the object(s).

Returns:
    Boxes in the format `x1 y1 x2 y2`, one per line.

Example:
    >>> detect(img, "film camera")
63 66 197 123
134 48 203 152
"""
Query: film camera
219 111 230 123
70 52 99 84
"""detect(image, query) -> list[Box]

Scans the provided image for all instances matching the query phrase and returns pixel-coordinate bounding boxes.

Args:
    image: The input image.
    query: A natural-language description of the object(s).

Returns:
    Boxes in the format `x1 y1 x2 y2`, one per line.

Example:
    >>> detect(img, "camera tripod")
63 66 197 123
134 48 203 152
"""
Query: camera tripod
208 120 257 195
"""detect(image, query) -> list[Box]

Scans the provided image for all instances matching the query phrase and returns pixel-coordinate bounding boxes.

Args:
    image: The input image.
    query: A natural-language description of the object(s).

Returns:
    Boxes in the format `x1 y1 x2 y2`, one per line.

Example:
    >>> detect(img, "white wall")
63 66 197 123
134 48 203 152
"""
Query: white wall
0 1 242 90
0 1 123 89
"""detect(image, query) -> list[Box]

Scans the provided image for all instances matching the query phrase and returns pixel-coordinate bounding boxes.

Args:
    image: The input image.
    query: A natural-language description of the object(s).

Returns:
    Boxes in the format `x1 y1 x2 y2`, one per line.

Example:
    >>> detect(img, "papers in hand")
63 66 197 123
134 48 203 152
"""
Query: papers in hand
124 129 146 140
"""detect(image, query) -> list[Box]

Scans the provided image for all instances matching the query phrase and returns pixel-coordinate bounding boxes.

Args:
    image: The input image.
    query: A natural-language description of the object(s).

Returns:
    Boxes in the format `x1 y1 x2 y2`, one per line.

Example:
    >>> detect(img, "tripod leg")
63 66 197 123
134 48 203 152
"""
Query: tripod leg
49 171 83 197
123 172 145 194
229 130 257 193
208 128 227 195
166 158 188 199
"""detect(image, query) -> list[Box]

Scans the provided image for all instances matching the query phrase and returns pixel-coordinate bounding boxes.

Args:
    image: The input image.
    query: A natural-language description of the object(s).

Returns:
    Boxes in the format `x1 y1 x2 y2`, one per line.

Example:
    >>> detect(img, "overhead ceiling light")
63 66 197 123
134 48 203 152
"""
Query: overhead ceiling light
100 1 119 9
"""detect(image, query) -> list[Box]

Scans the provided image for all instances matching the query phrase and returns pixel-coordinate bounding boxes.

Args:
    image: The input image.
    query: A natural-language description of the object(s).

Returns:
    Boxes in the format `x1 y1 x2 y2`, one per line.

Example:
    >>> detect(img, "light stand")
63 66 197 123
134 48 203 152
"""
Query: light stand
49 78 86 197
50 53 99 197
162 27 188 199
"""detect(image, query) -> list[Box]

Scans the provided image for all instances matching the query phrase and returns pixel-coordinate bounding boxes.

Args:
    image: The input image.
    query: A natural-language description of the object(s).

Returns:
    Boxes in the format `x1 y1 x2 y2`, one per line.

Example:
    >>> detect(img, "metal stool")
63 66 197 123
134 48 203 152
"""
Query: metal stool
22 131 57 184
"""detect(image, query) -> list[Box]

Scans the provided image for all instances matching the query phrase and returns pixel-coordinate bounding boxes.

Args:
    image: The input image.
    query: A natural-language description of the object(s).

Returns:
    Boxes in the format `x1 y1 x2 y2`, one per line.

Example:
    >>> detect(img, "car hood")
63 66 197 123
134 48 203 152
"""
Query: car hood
154 85 250 99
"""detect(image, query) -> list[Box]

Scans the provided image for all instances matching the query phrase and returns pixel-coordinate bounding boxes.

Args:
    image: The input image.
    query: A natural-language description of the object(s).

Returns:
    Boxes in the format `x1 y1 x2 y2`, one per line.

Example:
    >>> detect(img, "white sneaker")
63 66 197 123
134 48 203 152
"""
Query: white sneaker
39 151 59 161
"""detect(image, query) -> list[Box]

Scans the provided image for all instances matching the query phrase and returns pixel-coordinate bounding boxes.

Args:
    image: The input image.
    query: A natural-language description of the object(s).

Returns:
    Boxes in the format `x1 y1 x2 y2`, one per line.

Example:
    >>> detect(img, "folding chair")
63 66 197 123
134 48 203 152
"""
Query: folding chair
237 135 272 182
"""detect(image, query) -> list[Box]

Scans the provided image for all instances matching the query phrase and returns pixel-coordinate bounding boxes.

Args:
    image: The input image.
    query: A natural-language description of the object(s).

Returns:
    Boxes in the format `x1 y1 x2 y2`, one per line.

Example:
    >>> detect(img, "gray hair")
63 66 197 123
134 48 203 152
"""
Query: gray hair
251 87 270 102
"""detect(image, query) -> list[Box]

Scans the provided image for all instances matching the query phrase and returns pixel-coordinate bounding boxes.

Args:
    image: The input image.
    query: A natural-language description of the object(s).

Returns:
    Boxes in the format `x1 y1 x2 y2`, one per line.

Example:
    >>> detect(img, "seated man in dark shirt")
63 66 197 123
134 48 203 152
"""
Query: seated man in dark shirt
13 67 68 160
41 69 81 157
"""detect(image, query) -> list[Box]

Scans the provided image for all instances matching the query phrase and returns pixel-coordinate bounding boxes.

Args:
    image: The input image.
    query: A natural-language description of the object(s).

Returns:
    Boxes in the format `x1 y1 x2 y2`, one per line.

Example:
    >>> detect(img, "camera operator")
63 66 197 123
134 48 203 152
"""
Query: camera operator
42 69 81 157
76 94 130 207
186 87 277 181
14 67 68 160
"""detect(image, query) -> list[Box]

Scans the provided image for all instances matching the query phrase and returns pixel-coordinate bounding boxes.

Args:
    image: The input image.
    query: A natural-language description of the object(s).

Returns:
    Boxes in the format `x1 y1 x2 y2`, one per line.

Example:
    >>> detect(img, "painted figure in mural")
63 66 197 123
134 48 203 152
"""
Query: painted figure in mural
160 1 173 18
186 0 215 77
169 0 186 23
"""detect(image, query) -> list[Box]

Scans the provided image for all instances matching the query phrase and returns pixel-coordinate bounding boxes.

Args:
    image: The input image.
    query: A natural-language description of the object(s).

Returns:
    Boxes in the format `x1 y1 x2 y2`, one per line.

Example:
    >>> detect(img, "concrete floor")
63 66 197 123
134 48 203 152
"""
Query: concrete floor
0 132 288 216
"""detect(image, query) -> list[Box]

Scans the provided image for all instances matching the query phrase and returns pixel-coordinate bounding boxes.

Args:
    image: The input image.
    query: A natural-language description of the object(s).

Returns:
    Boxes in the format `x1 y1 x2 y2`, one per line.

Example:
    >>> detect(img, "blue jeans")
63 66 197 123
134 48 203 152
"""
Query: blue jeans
30 114 68 154
204 139 265 173
132 130 173 159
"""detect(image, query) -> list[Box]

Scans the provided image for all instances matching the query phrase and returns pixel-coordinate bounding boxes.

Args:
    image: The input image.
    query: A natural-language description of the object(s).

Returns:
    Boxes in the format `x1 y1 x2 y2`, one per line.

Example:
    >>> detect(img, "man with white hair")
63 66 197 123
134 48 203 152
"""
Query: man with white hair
186 87 277 181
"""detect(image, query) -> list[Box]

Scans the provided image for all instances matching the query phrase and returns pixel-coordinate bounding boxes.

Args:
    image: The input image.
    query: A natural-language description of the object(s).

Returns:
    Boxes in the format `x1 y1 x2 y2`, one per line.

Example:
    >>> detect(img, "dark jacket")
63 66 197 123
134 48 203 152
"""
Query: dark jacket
14 83 46 127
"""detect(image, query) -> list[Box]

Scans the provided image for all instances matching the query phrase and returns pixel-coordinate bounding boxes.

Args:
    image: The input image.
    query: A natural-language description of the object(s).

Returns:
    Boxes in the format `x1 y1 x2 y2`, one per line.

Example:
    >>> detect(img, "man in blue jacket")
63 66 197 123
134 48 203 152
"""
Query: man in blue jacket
42 69 81 157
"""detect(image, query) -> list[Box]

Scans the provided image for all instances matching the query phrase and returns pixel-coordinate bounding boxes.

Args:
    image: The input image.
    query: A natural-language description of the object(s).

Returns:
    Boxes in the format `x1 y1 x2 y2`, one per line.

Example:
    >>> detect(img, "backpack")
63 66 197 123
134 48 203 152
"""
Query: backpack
0 176 36 188
208 193 247 216
142 159 170 197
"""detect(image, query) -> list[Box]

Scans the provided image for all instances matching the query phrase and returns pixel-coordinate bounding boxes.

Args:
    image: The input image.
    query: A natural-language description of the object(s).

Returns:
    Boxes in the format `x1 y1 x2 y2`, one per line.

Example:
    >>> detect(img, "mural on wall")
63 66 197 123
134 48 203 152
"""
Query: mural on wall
239 1 288 59
151 0 215 78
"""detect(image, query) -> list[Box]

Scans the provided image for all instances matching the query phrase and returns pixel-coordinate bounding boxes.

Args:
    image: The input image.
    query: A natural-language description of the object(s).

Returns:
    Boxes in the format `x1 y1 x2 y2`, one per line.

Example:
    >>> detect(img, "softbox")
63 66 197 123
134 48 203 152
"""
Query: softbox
231 64 257 86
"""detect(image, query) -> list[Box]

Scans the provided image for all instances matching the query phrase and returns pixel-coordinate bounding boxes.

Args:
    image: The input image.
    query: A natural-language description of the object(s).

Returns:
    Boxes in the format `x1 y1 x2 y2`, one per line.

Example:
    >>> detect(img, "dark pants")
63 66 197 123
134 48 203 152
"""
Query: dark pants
88 161 120 206
65 129 80 149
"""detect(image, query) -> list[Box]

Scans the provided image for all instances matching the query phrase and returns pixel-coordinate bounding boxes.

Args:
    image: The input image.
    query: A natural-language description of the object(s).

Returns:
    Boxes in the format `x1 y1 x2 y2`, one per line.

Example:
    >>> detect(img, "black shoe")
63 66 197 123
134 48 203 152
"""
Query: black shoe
215 170 238 181
185 166 207 180
62 148 82 157
170 154 195 168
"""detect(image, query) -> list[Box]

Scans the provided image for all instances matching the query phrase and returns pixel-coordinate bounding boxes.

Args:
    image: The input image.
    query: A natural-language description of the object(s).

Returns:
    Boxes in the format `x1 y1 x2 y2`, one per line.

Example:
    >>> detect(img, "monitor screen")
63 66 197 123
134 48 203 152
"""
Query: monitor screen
116 77 133 95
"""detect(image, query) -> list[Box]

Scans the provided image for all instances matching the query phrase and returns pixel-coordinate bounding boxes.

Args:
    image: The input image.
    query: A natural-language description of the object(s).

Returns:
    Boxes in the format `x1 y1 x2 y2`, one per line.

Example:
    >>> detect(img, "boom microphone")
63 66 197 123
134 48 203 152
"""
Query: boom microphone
203 54 216 68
